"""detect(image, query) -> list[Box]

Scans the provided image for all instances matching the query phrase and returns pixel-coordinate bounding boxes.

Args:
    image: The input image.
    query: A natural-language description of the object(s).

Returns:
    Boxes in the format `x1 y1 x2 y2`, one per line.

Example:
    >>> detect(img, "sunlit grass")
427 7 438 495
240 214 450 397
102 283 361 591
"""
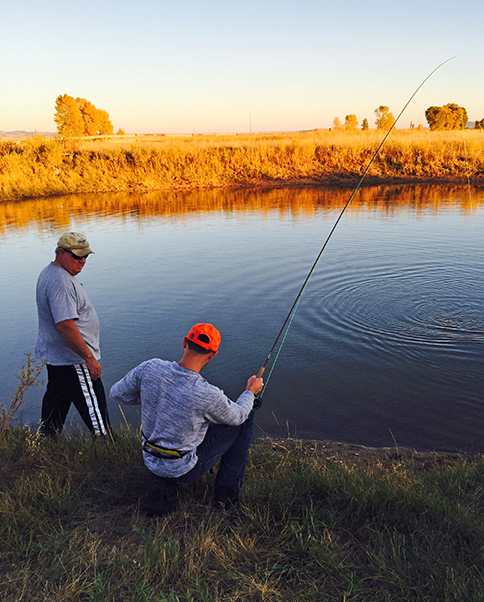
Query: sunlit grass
1 129 483 202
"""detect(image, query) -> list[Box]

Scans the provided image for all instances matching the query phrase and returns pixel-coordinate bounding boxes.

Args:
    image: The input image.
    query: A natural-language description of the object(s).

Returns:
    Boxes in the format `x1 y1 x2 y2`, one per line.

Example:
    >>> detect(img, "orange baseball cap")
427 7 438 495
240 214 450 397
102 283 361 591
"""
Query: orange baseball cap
187 323 221 352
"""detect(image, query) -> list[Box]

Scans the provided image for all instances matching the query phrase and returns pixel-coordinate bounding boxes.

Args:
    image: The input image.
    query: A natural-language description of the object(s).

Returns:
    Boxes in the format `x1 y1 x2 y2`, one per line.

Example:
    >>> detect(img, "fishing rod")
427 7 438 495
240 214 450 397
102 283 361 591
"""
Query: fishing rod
255 57 455 393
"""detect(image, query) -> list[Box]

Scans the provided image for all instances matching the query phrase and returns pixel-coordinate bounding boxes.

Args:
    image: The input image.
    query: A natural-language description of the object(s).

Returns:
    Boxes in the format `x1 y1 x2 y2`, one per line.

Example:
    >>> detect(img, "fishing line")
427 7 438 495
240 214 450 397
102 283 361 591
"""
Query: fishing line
462 122 473 206
454 63 473 204
461 109 473 205
256 57 455 397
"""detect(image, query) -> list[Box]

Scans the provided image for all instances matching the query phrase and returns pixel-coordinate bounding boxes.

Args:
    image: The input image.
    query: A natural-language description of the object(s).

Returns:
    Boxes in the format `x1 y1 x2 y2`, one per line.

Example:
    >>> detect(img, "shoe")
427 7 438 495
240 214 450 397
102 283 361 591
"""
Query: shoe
146 476 177 517
146 500 172 518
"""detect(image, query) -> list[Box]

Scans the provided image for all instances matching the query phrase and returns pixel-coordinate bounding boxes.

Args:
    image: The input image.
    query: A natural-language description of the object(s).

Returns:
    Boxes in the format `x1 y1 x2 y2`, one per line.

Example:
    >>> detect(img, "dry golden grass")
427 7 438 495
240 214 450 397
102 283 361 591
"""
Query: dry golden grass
1 129 483 202
76 129 484 154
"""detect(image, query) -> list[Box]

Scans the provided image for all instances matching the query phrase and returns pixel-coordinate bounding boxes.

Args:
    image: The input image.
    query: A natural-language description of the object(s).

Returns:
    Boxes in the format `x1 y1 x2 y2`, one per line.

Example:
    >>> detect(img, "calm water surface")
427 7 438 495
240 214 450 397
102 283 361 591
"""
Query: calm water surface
1 185 483 452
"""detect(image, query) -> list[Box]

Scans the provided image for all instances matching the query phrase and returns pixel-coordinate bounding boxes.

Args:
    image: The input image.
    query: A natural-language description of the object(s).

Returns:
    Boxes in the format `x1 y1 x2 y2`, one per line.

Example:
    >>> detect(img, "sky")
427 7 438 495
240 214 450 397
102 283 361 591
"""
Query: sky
1 0 483 134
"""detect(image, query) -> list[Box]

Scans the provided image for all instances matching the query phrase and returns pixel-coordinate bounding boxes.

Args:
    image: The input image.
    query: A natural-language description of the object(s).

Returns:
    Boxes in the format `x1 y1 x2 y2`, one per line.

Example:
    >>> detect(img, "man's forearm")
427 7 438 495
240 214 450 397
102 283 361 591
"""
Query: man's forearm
56 319 102 379
110 374 141 405
56 319 94 360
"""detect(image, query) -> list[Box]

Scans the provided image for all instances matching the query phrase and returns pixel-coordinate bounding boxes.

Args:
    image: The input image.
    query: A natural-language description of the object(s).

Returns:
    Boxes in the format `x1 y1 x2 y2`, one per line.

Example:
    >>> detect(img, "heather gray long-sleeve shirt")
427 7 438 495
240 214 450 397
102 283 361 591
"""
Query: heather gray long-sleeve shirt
109 359 254 478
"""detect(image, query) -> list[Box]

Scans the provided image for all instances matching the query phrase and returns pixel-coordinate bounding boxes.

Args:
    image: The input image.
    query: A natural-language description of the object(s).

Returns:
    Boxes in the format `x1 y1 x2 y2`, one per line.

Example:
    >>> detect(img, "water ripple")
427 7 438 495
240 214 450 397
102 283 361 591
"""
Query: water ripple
297 260 484 368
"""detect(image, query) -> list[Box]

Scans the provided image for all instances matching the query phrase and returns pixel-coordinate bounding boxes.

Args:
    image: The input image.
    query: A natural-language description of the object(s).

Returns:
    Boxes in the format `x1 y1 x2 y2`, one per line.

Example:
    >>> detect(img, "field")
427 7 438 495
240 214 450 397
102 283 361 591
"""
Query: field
0 129 483 202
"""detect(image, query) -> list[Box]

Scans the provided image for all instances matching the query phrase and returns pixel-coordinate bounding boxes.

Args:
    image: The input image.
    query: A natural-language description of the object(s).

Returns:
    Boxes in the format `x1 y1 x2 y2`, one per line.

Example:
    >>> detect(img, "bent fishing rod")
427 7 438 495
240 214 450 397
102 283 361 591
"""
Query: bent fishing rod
255 57 455 393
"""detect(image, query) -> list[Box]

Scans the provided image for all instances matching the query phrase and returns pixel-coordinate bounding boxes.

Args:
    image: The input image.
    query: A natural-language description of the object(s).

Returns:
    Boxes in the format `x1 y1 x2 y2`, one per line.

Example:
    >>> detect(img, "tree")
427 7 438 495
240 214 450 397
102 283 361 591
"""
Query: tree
76 98 101 135
54 94 84 137
361 118 369 131
374 106 395 130
54 94 114 136
344 114 358 131
95 109 114 135
332 117 344 131
445 103 467 129
425 106 445 131
425 103 468 131
475 119 484 130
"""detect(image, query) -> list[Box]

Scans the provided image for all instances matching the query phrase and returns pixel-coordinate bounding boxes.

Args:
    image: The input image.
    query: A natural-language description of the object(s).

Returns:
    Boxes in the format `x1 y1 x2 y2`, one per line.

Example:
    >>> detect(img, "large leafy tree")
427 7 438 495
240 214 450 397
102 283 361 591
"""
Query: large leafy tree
95 109 114 135
344 114 358 131
425 106 446 130
425 103 468 130
374 106 395 130
76 98 100 135
54 94 114 136
54 94 84 137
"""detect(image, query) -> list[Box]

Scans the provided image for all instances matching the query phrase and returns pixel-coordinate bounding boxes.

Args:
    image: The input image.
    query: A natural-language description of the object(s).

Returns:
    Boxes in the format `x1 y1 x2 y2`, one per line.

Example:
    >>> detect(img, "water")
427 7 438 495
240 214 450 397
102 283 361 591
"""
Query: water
1 184 483 452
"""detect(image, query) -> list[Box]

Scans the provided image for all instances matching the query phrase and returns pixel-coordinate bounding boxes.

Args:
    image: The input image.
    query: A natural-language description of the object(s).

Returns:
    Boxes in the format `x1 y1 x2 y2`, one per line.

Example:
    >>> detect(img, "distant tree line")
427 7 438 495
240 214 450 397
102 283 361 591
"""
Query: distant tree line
330 103 484 132
332 106 394 132
54 94 114 137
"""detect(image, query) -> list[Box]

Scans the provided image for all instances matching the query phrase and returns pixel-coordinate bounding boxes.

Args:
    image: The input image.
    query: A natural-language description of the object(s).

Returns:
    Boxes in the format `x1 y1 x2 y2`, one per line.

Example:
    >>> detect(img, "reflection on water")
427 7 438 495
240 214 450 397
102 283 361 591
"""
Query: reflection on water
1 184 483 453
1 184 482 233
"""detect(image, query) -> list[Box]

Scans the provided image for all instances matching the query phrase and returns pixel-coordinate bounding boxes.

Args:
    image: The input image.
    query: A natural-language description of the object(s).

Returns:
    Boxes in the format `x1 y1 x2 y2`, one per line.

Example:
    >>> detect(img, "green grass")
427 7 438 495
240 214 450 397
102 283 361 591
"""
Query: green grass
2 427 484 601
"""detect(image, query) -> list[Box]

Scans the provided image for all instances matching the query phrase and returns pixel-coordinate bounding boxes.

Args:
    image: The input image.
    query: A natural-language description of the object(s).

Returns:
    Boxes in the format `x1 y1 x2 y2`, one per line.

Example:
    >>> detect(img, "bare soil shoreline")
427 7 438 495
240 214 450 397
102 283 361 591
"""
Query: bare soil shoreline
6 174 482 204
259 437 475 471
214 173 484 189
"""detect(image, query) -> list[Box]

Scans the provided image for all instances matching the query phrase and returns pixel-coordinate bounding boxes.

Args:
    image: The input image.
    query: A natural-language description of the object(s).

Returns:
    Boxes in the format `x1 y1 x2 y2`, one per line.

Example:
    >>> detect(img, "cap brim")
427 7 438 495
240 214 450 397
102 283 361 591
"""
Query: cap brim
70 249 94 257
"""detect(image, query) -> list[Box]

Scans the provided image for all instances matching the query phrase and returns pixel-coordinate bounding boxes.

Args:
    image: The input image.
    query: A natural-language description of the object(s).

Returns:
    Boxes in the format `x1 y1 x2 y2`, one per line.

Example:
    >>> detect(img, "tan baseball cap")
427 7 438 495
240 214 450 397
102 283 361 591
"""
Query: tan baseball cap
57 232 94 257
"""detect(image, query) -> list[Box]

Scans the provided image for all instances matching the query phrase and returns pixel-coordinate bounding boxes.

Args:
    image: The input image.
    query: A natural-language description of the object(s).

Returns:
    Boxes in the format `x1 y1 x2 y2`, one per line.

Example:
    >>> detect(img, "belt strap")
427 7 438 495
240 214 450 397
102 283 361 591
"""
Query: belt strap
142 432 187 460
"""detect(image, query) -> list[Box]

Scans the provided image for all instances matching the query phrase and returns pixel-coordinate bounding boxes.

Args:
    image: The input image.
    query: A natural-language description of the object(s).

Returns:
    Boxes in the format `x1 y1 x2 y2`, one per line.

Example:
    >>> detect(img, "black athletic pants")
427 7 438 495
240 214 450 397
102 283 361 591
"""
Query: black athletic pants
40 364 111 437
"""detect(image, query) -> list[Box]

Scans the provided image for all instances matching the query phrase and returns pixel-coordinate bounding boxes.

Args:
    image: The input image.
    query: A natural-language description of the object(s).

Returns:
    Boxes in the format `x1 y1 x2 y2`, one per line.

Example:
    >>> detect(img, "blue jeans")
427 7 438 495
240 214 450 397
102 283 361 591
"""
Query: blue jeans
149 410 256 508
176 409 256 501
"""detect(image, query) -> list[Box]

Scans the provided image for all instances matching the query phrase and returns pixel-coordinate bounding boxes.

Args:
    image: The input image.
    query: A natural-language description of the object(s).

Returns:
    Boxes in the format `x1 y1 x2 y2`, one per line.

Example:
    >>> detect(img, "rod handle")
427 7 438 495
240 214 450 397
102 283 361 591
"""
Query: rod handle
257 367 265 379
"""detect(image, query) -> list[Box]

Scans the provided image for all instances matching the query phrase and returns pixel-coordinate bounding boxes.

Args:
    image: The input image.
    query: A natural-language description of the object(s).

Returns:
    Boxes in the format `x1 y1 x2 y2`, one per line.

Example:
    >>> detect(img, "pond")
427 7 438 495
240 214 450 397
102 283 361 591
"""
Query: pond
1 184 483 453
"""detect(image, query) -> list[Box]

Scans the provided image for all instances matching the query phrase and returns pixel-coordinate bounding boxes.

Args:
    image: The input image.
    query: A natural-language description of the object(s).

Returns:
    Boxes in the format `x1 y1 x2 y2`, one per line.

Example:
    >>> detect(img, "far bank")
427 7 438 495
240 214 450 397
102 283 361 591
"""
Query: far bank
1 129 483 202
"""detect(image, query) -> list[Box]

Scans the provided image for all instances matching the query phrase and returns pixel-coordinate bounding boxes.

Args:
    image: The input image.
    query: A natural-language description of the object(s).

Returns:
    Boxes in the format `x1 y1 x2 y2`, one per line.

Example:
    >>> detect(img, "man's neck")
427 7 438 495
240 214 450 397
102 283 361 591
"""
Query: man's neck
178 358 202 373
178 350 213 374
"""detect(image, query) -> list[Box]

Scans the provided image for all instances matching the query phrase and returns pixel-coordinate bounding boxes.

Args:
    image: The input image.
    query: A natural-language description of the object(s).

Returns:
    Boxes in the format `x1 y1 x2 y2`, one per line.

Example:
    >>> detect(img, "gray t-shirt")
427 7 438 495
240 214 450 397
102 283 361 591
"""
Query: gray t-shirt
109 359 254 478
35 262 100 365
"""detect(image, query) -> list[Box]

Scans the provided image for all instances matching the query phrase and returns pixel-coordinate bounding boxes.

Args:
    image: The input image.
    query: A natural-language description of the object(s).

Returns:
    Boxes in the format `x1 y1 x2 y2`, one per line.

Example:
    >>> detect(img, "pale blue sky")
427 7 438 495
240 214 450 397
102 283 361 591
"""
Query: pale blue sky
1 0 482 133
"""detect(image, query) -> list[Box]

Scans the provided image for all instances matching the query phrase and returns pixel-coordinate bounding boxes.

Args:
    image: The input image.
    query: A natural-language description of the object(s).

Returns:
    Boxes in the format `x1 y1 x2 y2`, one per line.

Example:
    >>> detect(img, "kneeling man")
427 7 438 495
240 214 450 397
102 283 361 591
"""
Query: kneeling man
109 323 263 516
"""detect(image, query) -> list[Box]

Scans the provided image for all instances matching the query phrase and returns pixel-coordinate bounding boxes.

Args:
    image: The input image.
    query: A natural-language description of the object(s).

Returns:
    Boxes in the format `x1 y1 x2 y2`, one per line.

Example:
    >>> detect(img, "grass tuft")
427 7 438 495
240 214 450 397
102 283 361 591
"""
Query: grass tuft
0 353 45 435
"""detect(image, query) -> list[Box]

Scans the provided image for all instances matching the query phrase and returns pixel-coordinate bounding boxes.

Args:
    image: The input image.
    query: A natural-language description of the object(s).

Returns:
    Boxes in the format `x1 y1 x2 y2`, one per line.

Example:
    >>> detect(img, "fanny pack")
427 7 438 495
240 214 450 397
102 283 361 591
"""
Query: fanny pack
142 432 188 460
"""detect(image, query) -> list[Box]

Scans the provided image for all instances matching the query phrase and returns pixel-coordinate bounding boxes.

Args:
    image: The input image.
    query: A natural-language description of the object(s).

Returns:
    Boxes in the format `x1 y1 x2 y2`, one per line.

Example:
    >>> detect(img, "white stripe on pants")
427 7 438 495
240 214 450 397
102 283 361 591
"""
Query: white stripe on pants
75 364 107 436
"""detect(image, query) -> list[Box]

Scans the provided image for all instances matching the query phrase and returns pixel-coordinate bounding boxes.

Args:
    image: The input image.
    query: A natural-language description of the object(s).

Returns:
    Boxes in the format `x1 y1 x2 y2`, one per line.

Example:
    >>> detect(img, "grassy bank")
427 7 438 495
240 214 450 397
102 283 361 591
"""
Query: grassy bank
1 130 483 202
2 426 484 601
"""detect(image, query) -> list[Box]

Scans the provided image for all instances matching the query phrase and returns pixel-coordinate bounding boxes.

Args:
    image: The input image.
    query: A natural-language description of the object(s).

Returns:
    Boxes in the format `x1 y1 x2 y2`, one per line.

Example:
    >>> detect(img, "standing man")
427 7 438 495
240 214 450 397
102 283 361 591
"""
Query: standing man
109 323 263 516
35 232 111 438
